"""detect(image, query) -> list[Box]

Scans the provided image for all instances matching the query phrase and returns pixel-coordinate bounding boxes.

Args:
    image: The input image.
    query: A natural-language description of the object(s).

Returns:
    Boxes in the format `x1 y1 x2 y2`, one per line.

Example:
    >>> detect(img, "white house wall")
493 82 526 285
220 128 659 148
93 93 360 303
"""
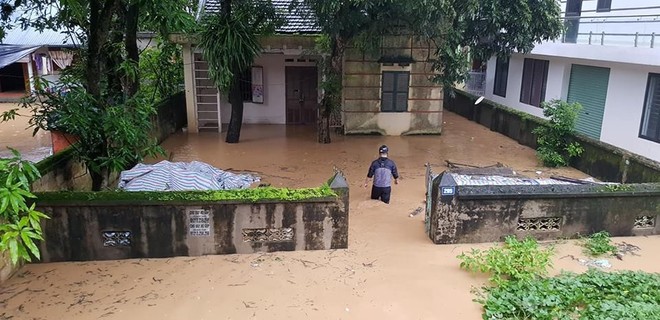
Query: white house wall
484 54 568 119
600 64 660 161
218 54 317 125
484 54 660 162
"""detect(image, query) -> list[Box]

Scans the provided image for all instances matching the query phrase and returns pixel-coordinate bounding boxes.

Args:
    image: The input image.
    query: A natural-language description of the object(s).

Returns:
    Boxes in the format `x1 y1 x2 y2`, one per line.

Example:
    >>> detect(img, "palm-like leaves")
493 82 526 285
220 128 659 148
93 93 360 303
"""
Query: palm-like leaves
198 10 262 94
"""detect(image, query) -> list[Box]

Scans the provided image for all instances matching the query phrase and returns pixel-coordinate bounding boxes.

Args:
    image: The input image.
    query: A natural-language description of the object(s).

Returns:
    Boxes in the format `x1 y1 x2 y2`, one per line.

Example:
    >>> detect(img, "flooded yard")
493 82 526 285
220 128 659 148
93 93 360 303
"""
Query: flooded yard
1 111 658 320
0 103 52 162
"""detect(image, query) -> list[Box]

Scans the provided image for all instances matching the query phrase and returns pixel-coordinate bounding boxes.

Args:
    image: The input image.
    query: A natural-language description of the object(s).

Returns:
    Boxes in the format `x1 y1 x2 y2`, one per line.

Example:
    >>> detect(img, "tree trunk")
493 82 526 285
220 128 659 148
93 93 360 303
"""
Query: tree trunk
87 0 118 99
225 76 243 143
124 1 140 97
317 114 330 143
90 167 110 191
317 38 345 144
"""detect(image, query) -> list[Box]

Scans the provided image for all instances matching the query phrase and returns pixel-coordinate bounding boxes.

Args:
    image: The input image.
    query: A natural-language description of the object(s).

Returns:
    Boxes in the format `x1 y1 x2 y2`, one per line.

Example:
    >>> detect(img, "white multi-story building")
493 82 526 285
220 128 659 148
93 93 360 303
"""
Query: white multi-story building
479 0 660 162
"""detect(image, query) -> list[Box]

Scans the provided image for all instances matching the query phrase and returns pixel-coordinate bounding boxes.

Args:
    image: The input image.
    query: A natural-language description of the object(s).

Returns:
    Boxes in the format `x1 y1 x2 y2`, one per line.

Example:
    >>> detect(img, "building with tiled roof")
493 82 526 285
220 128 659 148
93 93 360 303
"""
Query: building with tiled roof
177 0 443 136
198 0 320 34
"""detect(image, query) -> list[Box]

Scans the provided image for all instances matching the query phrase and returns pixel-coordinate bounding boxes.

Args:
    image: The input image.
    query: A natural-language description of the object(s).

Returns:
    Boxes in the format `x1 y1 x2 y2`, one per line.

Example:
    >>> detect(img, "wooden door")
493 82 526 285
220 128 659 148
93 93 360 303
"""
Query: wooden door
285 67 318 125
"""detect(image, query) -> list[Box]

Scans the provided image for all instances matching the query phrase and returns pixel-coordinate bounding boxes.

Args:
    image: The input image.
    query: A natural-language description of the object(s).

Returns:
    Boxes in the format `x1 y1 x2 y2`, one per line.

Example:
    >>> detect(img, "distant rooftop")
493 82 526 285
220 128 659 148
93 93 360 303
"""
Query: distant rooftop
198 0 320 34
2 27 77 47
1 8 80 47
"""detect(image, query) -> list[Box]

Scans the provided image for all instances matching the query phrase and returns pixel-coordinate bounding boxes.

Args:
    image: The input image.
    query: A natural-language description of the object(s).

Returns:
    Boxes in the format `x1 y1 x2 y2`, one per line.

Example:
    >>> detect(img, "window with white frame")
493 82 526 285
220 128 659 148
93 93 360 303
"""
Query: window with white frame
640 73 660 143
381 71 409 112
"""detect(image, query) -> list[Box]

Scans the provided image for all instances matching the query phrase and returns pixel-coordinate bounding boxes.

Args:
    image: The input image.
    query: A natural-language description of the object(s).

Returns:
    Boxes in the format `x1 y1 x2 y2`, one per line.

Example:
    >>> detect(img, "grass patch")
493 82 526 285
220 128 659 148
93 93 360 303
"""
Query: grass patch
35 185 337 204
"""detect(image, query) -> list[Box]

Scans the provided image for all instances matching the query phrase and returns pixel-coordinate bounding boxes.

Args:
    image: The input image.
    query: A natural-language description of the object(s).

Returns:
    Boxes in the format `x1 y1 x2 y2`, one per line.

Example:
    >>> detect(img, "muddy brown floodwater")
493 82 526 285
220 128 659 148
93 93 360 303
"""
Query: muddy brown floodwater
0 103 52 162
1 111 659 320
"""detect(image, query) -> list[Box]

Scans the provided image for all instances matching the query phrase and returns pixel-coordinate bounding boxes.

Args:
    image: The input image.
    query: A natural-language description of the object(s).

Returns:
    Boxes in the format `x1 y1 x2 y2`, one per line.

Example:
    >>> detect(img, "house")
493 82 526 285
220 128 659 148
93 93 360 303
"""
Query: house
0 10 158 98
0 44 52 97
478 0 660 162
0 12 77 97
176 0 443 135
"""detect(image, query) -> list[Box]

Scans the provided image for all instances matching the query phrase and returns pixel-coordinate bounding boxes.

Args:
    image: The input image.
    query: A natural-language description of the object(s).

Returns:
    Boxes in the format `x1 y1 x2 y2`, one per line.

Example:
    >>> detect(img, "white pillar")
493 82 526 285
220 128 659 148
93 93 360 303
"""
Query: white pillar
182 43 198 133
27 55 35 93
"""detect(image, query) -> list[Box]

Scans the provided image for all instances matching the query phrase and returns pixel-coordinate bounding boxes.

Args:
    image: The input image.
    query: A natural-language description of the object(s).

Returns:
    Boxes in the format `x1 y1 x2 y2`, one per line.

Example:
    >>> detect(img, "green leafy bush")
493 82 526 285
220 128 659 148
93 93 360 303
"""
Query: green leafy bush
457 236 554 285
481 270 660 320
533 99 584 167
0 149 49 265
582 231 618 257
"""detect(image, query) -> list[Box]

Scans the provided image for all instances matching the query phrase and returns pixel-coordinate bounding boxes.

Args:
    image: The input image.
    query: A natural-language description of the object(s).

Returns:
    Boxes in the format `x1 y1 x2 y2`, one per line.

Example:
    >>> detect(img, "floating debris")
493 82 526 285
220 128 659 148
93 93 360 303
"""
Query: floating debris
409 207 423 217
614 242 641 260
561 255 612 269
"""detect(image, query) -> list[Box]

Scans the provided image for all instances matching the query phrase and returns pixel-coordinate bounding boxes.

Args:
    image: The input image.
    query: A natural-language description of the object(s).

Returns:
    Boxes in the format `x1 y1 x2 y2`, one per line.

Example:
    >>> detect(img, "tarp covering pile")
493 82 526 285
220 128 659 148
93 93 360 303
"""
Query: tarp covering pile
117 161 260 191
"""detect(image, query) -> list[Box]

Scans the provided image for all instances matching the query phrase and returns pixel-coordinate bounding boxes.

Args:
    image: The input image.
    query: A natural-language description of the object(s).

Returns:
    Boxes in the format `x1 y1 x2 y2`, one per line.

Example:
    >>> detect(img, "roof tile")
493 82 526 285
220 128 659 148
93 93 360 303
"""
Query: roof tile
201 0 319 34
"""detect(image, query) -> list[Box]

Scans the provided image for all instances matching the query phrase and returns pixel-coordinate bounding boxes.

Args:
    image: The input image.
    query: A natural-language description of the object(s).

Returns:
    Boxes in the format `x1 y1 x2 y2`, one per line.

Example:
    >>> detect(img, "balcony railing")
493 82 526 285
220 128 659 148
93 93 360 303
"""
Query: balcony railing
559 14 660 48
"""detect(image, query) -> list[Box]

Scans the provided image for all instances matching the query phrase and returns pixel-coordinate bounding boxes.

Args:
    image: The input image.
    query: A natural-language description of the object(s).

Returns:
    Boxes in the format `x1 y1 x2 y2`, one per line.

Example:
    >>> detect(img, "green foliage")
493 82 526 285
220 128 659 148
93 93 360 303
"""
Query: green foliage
139 41 185 103
300 0 563 89
197 2 282 94
480 270 660 320
533 99 584 167
0 0 196 188
582 231 618 257
36 185 337 203
15 78 164 186
0 149 49 266
457 236 554 285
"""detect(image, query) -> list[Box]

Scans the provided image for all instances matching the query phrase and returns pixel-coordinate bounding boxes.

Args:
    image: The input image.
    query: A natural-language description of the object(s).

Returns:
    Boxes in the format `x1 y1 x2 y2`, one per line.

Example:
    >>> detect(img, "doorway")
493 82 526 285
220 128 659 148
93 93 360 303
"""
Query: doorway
285 66 318 125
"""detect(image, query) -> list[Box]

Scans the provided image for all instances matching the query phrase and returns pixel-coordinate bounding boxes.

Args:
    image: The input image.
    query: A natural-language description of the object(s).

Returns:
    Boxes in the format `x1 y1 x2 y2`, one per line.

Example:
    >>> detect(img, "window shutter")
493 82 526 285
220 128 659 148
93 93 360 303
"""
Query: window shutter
396 72 409 92
493 57 509 97
395 72 409 112
381 71 410 113
383 72 395 91
530 60 549 107
566 0 583 16
641 75 660 141
520 59 534 104
382 93 394 111
597 0 612 12
395 93 408 112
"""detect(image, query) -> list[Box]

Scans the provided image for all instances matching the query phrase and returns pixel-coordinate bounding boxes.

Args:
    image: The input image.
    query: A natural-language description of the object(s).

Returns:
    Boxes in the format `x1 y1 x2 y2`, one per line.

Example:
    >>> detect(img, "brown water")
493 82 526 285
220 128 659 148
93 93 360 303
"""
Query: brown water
161 112 589 189
0 103 52 162
2 111 658 320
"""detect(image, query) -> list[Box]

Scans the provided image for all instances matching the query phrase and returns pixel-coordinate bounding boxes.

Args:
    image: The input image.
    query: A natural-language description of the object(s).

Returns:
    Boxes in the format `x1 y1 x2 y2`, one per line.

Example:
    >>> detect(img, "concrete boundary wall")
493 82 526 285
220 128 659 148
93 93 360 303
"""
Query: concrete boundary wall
32 173 349 262
428 171 660 244
445 89 660 183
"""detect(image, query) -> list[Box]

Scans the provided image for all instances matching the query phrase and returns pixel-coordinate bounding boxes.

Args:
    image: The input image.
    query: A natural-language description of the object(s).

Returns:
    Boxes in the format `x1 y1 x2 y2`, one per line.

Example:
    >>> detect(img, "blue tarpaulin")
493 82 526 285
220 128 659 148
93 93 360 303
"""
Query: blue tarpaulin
0 44 41 69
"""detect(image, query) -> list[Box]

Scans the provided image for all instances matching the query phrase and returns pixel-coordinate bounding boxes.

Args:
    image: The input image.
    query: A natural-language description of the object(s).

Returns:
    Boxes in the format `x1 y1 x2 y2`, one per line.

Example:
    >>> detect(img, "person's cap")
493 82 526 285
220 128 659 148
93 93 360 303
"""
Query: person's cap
379 145 389 154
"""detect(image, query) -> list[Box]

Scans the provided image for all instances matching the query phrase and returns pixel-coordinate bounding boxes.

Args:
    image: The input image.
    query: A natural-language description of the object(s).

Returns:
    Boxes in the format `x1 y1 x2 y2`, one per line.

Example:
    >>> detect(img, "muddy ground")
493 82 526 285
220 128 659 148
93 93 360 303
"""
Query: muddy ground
1 112 658 320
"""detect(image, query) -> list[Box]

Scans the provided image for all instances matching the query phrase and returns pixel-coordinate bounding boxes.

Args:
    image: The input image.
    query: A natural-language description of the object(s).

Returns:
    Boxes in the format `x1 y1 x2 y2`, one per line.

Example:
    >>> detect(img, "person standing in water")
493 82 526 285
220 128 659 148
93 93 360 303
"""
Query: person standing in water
364 145 399 204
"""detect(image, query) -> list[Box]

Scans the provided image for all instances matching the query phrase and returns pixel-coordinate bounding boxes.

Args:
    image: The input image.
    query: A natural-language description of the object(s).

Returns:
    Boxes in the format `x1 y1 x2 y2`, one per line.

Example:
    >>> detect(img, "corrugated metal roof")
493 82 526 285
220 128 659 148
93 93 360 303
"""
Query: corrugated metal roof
0 45 42 68
2 27 77 47
199 0 320 34
1 8 80 47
